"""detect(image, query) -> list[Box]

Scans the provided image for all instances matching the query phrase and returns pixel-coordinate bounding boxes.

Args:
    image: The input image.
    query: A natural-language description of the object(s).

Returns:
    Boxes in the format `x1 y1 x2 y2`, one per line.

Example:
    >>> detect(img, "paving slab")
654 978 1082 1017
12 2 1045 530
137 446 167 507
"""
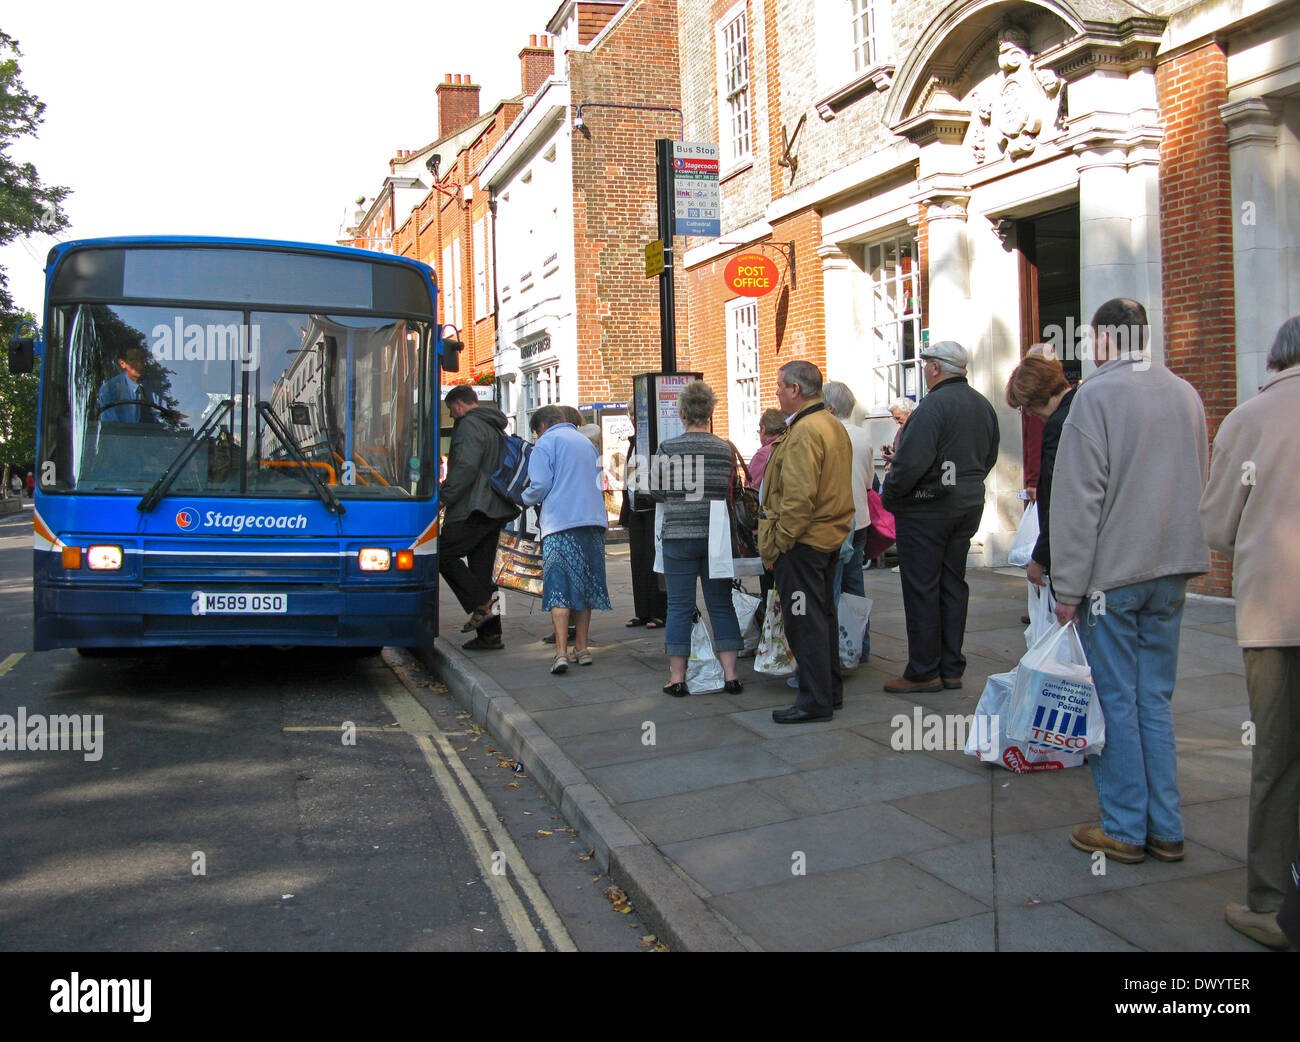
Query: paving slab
708 858 989 950
1064 869 1265 952
620 781 797 845
908 828 1239 906
586 743 796 804
844 901 1140 952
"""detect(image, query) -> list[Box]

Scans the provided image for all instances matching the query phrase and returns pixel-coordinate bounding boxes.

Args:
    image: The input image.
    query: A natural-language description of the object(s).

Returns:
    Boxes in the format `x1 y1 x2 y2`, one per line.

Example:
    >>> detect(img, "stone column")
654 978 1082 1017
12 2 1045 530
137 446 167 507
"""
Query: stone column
819 244 864 394
1221 97 1283 403
923 192 971 345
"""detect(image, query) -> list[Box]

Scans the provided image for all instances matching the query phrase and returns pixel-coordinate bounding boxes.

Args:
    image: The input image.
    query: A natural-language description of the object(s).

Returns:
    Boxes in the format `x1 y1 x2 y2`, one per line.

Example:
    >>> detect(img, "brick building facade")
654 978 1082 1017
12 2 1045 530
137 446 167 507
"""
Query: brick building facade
674 0 1299 592
482 0 681 439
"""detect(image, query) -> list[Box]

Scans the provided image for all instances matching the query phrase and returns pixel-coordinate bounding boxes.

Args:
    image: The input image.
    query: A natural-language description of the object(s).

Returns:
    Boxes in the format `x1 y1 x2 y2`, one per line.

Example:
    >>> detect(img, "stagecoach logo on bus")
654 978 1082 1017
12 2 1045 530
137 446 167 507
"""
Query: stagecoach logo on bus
174 507 310 533
149 318 261 372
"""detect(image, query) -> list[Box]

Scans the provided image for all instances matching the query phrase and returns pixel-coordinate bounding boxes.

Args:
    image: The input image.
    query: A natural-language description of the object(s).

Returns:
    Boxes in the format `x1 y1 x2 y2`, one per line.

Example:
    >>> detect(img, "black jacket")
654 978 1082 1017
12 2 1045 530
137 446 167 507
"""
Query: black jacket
440 404 517 524
881 376 999 518
1030 387 1075 572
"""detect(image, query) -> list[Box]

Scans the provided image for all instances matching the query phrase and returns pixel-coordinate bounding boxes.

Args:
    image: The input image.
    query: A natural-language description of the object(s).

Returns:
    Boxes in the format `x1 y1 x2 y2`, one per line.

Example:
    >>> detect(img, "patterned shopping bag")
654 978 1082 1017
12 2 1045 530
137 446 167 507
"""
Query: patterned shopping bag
755 589 796 677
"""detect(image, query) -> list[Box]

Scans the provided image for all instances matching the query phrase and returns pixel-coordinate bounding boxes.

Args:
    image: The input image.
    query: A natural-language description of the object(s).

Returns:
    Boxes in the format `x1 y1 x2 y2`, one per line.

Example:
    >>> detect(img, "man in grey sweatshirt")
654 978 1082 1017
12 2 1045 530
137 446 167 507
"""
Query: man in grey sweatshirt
1051 298 1210 865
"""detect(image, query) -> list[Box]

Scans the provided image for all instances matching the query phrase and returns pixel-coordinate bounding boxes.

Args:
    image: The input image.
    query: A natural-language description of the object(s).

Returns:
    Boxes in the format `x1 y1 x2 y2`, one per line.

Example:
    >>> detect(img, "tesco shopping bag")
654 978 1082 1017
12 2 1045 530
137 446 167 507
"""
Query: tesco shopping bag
1004 622 1105 756
755 590 796 677
965 669 1086 772
1008 503 1039 567
685 614 725 694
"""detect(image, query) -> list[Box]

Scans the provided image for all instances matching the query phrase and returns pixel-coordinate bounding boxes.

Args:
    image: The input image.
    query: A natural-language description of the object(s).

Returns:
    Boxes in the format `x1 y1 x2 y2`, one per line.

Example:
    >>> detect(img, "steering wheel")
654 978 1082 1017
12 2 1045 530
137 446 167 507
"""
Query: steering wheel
95 399 181 422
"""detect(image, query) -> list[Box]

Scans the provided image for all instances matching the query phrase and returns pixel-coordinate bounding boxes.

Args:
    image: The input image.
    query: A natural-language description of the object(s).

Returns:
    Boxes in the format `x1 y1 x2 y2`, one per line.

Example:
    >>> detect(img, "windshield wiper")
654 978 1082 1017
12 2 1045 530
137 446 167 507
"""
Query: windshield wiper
255 401 345 515
138 399 234 514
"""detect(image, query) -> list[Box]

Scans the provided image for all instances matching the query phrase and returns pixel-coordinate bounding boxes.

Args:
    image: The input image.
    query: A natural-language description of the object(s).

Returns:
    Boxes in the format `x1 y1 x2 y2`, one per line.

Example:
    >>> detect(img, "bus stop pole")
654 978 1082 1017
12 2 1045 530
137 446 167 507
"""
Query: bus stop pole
655 139 676 373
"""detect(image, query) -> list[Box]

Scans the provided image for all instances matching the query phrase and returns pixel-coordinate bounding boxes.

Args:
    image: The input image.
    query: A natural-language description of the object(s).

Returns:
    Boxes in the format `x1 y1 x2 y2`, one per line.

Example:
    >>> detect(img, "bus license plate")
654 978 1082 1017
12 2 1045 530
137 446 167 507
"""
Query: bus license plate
196 592 288 615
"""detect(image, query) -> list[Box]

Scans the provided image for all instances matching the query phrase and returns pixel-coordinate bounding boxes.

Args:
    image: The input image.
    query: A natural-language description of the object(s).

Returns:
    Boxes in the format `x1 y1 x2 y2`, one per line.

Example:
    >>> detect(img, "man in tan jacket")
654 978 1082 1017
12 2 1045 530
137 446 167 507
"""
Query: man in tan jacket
1200 315 1300 950
759 360 854 723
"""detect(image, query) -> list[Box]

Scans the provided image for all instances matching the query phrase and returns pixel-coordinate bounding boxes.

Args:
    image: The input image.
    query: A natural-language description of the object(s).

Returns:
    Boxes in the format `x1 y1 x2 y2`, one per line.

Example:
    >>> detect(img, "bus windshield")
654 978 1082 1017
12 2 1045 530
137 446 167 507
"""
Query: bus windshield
40 302 433 499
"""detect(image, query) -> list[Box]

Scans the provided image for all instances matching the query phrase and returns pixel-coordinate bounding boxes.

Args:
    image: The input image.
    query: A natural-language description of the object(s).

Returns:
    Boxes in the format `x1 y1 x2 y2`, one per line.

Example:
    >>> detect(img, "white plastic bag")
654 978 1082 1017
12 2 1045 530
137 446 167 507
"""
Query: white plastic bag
732 586 760 644
1024 580 1057 649
837 593 872 669
685 615 725 694
1008 503 1039 567
755 590 796 676
1005 622 1105 755
707 500 765 578
965 669 1086 772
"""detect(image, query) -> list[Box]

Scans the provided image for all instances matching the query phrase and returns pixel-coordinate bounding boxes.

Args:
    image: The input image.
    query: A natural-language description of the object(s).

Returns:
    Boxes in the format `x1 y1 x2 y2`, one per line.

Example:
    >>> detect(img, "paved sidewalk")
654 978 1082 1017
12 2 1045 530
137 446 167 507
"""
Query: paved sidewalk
424 544 1268 952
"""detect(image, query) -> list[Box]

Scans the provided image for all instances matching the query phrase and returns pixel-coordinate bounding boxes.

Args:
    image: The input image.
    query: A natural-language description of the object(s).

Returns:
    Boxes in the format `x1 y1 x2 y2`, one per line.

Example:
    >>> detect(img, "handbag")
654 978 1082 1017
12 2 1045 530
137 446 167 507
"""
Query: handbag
726 442 761 558
491 532 544 598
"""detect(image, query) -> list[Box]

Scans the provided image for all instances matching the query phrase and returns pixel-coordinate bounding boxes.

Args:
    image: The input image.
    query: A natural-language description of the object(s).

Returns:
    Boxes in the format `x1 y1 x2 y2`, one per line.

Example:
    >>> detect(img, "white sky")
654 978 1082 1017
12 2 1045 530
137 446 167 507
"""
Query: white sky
1 0 558 318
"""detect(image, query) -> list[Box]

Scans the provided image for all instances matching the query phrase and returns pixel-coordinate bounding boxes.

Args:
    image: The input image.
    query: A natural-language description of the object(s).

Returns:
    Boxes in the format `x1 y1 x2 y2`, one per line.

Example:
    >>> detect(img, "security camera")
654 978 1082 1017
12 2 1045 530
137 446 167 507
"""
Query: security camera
573 115 584 132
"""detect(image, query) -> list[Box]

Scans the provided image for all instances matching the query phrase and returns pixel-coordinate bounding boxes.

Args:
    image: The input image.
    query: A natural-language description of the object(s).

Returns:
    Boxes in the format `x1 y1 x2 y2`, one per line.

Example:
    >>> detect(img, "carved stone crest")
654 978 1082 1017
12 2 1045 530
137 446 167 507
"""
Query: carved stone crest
966 27 1063 164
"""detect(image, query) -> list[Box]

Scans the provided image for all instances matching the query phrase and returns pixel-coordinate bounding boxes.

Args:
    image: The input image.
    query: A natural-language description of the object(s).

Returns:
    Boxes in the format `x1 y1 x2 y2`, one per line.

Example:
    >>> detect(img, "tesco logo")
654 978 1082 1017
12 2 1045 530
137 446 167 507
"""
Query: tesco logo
175 509 198 530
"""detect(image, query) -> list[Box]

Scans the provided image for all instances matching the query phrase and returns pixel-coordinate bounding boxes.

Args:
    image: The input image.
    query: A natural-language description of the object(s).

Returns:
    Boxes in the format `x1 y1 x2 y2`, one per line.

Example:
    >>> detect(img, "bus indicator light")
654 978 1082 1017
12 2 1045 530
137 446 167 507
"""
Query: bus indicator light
396 550 414 571
61 546 82 569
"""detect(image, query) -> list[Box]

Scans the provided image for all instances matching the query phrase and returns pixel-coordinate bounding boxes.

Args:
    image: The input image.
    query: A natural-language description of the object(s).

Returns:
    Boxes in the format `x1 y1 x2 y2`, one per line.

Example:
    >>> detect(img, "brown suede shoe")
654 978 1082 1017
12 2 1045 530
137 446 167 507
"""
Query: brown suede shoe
1145 838 1185 862
884 675 943 693
1225 904 1291 950
1069 823 1145 864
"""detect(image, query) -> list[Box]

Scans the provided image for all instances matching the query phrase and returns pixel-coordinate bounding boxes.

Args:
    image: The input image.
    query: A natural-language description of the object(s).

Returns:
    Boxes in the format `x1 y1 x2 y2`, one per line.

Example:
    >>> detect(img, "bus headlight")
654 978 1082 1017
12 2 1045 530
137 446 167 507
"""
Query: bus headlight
358 547 391 571
87 545 123 570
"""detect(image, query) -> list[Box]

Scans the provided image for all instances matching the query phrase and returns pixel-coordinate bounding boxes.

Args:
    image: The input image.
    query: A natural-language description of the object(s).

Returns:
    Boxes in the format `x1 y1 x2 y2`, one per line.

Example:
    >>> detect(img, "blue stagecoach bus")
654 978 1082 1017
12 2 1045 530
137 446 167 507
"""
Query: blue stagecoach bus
10 236 457 652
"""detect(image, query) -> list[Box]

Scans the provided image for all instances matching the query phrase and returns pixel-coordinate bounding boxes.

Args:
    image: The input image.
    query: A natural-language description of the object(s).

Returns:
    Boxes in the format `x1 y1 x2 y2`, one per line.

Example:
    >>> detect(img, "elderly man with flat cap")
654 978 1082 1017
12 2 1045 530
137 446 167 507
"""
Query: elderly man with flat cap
881 341 999 693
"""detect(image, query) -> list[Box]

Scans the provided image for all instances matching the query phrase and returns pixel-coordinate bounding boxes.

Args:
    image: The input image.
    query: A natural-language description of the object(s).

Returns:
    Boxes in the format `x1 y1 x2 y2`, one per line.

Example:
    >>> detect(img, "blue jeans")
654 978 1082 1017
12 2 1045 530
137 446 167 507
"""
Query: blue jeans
833 527 871 663
1076 575 1190 847
661 537 744 657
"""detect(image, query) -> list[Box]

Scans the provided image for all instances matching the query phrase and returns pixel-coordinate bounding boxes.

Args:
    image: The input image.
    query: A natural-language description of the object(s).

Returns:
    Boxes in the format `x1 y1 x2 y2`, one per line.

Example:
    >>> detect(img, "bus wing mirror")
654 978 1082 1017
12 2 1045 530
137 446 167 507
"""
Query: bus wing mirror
9 338 34 375
440 338 462 374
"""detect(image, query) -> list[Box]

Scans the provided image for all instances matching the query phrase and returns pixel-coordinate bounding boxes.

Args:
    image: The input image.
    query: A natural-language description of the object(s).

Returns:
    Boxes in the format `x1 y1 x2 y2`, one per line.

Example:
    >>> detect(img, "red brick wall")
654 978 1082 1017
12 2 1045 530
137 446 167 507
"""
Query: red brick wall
394 101 525 383
569 0 682 405
682 207 823 443
1156 42 1235 597
576 2 627 44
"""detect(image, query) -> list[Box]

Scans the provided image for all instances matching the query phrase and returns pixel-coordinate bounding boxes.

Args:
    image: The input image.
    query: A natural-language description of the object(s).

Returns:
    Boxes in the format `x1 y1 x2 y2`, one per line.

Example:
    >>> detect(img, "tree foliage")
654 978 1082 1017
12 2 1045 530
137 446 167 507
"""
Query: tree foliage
0 29 70 315
0 31 68 467
0 307 38 465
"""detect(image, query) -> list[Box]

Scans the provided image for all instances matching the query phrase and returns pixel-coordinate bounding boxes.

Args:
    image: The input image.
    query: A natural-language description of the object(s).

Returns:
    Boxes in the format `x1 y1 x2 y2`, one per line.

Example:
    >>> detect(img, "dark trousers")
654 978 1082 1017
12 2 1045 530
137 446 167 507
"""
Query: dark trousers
773 543 842 716
627 508 667 621
894 507 982 680
439 513 505 640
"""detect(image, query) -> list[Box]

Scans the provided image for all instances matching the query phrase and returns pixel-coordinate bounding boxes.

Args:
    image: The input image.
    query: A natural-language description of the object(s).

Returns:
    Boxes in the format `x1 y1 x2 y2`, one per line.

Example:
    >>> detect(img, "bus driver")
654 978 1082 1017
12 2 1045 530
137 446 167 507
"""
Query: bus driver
98 345 168 423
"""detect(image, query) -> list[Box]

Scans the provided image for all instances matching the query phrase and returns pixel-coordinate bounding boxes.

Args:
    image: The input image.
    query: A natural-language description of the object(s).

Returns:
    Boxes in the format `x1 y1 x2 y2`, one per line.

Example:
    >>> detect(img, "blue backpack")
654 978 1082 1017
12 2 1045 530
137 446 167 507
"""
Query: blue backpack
486 432 532 507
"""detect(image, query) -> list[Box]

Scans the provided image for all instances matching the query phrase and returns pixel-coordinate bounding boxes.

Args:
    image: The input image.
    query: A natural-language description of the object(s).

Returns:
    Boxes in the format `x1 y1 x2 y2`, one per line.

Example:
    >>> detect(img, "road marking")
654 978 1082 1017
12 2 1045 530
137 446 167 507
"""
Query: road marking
378 680 577 953
0 653 24 678
283 726 403 733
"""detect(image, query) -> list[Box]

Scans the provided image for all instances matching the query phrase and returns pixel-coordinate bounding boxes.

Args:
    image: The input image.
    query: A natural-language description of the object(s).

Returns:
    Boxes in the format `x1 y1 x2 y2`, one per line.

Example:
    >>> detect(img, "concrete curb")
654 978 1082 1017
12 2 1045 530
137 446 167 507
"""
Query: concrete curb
403 639 748 952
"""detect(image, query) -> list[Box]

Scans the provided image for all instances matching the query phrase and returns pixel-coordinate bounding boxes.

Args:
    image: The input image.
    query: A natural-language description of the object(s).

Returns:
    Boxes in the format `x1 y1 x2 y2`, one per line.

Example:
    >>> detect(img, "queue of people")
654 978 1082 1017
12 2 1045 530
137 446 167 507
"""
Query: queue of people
438 305 1299 950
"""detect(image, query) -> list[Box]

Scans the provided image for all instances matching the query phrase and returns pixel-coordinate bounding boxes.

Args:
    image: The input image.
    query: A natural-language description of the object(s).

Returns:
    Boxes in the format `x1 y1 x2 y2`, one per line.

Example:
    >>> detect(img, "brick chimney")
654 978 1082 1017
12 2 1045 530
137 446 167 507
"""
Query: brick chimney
519 35 555 97
436 73 481 138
